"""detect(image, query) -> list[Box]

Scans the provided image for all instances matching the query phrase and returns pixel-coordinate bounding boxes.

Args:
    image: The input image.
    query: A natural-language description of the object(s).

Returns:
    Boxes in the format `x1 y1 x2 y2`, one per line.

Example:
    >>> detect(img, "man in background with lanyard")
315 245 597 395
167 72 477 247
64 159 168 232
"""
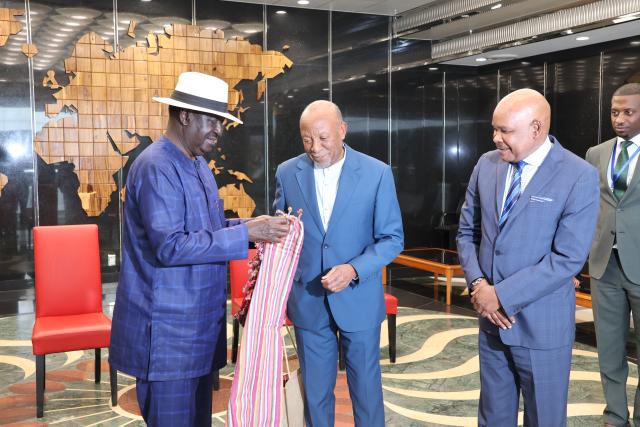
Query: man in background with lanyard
586 82 640 427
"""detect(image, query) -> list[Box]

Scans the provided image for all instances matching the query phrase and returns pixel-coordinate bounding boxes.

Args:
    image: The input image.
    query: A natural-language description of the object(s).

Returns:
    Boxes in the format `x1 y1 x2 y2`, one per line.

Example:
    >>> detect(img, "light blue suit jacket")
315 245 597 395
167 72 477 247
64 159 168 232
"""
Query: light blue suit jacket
457 137 600 349
274 145 404 332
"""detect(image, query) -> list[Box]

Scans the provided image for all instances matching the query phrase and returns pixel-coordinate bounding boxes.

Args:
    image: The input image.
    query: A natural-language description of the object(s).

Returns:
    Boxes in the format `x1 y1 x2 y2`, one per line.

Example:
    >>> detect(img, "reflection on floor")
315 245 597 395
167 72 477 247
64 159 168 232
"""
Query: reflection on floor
0 278 636 426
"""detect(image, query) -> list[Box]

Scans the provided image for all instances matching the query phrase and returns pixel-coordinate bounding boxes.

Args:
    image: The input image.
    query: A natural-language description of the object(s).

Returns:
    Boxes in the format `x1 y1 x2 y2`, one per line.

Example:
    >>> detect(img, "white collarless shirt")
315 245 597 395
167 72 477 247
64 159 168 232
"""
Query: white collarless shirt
607 135 640 190
501 137 553 212
314 148 346 232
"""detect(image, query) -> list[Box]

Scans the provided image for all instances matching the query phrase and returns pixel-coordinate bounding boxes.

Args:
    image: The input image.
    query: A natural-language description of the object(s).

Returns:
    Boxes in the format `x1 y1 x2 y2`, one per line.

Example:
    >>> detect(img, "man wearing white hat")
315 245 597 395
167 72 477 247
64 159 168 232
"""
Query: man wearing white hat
109 72 289 426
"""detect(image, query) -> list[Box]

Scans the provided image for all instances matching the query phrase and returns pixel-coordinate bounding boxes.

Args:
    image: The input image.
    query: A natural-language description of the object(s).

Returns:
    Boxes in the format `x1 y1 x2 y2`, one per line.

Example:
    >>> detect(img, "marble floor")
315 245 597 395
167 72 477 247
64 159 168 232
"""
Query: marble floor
0 275 637 426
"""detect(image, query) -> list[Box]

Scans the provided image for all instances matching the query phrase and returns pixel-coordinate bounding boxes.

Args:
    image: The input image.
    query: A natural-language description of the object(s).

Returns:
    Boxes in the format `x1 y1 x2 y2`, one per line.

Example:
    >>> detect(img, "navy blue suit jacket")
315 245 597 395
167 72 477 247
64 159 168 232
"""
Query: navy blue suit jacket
274 145 404 332
457 137 599 349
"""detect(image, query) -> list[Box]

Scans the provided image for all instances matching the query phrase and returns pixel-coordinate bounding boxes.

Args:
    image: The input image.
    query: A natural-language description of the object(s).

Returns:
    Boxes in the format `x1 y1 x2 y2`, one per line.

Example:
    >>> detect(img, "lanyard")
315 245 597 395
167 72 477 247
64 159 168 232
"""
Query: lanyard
610 141 640 187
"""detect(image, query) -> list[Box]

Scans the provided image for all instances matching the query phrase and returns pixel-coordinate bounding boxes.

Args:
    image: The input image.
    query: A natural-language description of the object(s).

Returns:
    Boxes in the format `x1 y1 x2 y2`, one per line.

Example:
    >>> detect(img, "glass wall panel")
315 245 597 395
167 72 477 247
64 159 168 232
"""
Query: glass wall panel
443 71 484 249
391 62 443 248
31 0 119 276
601 41 640 143
548 56 601 157
116 0 191 50
332 13 389 162
197 0 266 215
498 62 545 97
0 0 34 287
266 5 328 206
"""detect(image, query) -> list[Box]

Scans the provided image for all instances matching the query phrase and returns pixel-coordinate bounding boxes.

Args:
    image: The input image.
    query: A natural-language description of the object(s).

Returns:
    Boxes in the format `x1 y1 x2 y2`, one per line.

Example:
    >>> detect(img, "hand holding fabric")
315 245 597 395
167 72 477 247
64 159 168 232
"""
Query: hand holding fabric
321 264 357 293
246 215 290 243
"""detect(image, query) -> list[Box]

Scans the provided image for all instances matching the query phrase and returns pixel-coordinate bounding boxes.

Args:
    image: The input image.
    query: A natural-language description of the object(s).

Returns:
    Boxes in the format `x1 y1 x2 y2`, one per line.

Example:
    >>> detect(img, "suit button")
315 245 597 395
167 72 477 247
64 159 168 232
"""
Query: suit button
324 244 329 249
611 230 615 235
495 249 501 255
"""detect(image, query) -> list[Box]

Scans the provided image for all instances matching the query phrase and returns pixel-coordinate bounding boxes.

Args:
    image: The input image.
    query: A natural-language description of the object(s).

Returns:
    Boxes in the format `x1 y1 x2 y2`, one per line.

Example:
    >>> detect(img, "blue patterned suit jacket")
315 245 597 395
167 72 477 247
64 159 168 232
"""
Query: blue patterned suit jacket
457 137 600 349
109 137 248 381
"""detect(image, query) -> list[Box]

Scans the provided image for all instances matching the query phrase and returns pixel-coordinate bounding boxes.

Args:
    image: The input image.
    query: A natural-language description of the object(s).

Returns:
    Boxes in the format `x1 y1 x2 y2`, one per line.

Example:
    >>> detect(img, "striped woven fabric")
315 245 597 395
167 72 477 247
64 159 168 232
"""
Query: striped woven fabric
227 211 304 427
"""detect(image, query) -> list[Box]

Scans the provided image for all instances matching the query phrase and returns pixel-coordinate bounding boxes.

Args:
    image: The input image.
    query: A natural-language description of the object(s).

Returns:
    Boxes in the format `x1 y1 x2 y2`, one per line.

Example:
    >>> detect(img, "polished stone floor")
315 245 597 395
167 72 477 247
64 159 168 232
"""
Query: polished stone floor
0 271 637 426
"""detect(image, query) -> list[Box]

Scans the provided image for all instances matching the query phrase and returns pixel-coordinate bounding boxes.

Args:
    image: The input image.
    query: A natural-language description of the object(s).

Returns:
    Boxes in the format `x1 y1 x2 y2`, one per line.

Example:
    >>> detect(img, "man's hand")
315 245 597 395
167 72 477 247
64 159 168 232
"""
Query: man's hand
572 276 581 289
246 215 289 243
321 264 357 293
471 280 515 329
485 309 515 330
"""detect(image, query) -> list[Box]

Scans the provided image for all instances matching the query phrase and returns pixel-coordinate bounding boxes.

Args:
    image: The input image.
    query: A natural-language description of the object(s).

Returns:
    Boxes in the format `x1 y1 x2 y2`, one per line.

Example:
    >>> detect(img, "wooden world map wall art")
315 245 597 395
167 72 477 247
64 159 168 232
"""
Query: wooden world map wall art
0 8 22 46
1 8 293 218
0 173 7 198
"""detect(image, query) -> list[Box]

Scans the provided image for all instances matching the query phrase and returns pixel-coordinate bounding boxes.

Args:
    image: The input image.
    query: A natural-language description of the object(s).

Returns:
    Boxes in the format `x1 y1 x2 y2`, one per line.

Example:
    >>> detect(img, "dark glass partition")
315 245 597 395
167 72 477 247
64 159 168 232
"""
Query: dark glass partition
0 1 34 286
332 13 389 162
266 5 329 205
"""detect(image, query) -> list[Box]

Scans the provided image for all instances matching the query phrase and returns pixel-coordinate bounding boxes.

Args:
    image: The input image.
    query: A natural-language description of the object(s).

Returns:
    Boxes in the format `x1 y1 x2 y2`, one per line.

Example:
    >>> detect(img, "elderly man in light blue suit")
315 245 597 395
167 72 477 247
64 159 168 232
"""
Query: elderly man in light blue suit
274 100 403 427
457 89 599 426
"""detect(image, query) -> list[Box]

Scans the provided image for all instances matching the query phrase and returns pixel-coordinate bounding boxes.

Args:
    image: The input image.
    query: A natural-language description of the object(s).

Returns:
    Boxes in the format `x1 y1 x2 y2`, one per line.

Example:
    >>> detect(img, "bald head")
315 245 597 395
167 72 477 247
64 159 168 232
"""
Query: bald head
299 100 347 168
492 89 551 162
300 100 344 124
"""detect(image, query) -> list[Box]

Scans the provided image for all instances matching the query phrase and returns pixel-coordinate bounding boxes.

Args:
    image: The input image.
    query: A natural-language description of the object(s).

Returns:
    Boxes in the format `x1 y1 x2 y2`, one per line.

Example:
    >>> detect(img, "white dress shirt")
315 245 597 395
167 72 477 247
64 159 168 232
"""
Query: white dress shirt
501 137 553 211
607 135 640 190
314 148 346 231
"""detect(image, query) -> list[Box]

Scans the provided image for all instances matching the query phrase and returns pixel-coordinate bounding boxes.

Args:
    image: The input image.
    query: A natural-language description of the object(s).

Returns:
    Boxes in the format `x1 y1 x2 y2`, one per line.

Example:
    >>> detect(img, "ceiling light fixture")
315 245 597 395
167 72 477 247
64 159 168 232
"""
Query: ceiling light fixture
367 79 376 83
476 57 487 62
428 67 438 71
576 36 589 41
613 12 640 24
491 3 502 10
297 0 310 5
276 10 287 15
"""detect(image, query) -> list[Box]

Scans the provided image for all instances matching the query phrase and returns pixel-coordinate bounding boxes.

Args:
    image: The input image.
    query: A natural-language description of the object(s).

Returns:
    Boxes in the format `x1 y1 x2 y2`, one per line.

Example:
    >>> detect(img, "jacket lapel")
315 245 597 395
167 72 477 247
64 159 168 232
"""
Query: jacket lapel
495 159 509 224
326 146 361 236
621 141 640 202
600 138 618 204
503 137 563 224
295 156 325 235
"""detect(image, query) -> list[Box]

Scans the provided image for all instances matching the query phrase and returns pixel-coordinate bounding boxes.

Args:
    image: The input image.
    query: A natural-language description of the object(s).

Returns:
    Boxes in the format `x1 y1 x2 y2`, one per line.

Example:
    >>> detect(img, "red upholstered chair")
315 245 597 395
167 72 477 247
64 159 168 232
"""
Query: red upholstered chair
230 248 257 364
384 293 398 363
32 224 117 418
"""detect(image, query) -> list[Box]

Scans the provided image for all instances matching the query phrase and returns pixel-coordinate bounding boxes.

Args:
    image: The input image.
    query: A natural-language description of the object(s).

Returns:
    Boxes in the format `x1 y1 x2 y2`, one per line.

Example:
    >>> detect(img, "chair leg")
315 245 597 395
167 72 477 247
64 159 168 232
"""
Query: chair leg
109 364 118 406
36 354 45 418
388 313 396 363
338 333 345 371
213 369 220 391
95 348 101 383
232 318 239 364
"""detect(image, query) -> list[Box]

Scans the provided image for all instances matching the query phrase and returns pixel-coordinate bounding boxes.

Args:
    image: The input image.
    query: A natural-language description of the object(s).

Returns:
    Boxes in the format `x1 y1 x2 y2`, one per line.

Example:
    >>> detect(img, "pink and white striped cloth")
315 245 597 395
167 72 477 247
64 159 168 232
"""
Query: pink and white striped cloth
227 210 304 427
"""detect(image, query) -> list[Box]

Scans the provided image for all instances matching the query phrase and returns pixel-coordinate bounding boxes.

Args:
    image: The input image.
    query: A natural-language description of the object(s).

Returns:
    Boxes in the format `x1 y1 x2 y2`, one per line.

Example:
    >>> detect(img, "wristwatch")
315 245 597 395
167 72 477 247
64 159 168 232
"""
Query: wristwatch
470 277 486 288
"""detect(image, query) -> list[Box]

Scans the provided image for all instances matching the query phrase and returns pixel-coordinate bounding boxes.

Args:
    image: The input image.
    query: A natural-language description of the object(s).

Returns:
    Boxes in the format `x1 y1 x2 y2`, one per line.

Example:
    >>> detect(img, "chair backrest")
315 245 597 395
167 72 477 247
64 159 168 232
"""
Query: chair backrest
33 224 103 318
230 248 257 300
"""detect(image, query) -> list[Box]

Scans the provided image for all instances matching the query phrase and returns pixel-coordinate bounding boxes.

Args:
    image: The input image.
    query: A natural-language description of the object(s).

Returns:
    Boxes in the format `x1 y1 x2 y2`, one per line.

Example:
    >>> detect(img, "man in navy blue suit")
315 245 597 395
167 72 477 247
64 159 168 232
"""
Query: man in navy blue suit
457 89 599 426
274 100 404 426
109 72 289 427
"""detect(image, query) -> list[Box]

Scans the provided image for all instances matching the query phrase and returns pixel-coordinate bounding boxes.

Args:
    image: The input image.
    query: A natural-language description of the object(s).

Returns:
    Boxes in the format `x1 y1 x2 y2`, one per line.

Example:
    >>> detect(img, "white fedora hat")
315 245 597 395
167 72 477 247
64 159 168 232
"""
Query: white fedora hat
153 72 242 124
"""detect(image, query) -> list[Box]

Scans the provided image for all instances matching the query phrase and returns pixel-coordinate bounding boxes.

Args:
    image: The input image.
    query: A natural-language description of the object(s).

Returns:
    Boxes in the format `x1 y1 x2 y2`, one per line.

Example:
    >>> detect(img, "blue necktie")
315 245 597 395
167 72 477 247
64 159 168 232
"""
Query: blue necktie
499 160 526 230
